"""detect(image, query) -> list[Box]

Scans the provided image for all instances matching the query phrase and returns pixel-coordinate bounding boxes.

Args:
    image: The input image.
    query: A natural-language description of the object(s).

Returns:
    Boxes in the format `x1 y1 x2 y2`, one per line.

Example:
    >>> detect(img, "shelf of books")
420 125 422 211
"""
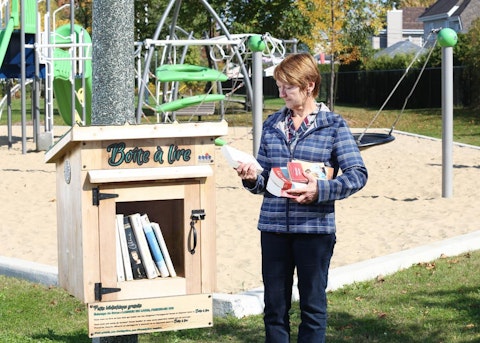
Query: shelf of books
46 122 227 337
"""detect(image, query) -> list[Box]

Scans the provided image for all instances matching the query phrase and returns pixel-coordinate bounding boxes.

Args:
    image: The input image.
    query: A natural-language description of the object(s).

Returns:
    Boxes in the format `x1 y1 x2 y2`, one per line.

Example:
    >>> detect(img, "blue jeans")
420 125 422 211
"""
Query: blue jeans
261 231 336 343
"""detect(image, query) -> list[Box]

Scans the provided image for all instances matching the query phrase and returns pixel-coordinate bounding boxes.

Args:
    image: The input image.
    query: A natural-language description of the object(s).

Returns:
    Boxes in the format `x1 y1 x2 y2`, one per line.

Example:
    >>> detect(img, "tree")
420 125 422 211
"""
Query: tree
459 18 480 108
74 0 93 33
297 0 386 109
381 0 436 9
219 0 311 42
398 0 436 7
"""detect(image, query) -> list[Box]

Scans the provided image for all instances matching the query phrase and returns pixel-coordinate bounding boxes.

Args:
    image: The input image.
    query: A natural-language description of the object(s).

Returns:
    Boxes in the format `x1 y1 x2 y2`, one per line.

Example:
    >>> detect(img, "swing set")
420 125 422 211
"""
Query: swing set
353 29 439 150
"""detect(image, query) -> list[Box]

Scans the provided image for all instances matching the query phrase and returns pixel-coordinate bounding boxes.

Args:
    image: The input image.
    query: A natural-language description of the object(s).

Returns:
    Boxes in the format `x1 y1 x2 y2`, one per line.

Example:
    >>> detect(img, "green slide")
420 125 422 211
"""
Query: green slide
0 2 17 68
52 24 92 125
0 19 14 68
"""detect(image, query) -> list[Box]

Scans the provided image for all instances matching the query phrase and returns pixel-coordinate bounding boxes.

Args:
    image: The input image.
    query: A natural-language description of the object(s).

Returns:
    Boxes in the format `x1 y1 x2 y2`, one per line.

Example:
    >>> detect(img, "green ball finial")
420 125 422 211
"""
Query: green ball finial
248 35 266 52
437 28 458 48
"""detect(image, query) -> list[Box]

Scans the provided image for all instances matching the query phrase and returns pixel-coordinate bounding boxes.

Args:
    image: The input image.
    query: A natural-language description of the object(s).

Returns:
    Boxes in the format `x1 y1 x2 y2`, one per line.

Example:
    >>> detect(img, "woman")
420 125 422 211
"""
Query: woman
236 53 368 342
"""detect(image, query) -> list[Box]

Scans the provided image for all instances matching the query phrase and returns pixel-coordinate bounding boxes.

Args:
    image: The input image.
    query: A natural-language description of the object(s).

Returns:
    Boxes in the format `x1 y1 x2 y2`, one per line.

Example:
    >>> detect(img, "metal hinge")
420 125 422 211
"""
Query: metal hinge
92 187 119 206
94 282 121 301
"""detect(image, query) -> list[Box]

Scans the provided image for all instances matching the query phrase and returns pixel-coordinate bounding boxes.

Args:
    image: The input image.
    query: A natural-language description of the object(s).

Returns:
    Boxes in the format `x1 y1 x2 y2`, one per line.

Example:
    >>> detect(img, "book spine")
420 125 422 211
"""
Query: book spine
115 222 125 282
129 213 159 279
151 222 177 277
140 214 170 278
123 216 147 279
116 214 133 281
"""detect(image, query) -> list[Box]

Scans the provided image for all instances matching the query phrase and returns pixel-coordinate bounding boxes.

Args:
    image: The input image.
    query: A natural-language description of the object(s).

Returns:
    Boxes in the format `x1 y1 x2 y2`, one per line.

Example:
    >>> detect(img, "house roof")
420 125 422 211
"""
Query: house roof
418 0 478 31
418 0 476 20
374 40 424 59
419 0 461 19
452 0 472 16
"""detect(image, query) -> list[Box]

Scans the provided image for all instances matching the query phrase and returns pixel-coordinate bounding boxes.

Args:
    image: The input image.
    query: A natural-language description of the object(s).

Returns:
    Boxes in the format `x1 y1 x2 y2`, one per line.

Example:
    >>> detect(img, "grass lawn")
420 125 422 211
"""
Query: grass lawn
1 251 479 342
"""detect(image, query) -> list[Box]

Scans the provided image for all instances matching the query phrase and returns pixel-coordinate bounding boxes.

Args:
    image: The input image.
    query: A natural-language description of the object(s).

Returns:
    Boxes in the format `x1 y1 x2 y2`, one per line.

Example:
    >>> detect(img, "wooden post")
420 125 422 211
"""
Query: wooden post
91 0 136 341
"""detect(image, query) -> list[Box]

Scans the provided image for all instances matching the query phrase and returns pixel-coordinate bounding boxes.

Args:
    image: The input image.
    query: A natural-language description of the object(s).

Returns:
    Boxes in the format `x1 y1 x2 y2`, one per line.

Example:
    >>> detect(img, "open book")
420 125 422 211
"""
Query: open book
266 160 334 198
220 144 263 173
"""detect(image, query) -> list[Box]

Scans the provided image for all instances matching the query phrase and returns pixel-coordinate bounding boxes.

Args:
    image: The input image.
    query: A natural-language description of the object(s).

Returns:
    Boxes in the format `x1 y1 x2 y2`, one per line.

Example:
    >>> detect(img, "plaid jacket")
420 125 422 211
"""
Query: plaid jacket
245 107 368 234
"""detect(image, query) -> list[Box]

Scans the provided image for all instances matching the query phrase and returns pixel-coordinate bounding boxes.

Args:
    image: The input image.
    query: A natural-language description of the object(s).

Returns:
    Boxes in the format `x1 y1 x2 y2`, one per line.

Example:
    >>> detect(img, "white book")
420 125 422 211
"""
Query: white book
140 214 170 277
128 213 159 279
115 220 125 282
266 166 306 199
220 145 263 173
116 214 133 281
151 222 177 277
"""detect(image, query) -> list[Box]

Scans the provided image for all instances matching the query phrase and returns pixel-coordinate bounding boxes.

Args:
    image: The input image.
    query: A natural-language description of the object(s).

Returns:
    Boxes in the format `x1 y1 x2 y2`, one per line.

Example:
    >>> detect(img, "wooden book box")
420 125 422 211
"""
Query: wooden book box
45 121 228 337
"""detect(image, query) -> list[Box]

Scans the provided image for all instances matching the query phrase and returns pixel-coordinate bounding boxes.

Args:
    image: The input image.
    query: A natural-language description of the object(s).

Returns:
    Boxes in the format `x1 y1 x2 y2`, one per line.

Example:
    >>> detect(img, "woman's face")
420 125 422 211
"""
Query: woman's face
277 81 306 109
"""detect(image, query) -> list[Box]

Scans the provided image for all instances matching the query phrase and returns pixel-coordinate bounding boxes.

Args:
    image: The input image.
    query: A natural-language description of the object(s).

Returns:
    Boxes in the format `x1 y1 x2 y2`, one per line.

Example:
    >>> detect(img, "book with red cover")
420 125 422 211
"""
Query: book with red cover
287 162 309 183
266 161 334 198
266 166 306 198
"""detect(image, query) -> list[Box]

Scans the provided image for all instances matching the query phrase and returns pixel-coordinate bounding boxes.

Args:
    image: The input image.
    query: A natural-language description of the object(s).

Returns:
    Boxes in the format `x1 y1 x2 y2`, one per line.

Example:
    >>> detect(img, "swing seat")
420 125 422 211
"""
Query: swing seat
353 132 395 150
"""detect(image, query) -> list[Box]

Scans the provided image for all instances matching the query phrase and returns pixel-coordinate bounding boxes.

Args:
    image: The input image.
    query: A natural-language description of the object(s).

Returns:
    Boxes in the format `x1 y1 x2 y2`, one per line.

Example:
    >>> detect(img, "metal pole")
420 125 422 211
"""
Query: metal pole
20 0 26 154
45 0 54 133
252 51 263 156
91 0 136 339
7 81 12 148
92 0 135 125
33 0 39 143
441 46 453 198
70 0 76 125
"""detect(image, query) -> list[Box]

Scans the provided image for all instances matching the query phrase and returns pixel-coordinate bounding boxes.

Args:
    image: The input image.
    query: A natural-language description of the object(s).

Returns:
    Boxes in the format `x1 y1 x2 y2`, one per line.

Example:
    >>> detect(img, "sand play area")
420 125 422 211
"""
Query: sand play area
1 124 480 294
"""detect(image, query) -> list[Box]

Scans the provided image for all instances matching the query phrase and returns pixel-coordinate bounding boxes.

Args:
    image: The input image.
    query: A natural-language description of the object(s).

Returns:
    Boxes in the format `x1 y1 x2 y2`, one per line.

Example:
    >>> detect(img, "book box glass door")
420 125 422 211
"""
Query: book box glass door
96 180 203 302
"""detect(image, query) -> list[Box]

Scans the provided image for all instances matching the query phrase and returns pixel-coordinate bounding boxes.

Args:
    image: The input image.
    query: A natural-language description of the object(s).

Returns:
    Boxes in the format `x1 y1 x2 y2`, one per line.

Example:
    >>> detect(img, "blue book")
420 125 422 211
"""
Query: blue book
140 214 170 277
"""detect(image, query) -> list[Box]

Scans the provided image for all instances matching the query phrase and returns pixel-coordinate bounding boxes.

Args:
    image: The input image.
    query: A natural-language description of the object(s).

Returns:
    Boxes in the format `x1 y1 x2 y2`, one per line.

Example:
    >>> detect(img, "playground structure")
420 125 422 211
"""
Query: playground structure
0 0 93 151
0 0 290 153
137 29 287 123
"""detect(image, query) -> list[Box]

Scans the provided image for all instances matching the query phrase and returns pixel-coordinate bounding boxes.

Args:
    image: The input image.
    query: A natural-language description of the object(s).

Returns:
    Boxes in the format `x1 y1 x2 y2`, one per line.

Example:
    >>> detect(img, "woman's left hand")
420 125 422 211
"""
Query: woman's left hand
285 172 319 204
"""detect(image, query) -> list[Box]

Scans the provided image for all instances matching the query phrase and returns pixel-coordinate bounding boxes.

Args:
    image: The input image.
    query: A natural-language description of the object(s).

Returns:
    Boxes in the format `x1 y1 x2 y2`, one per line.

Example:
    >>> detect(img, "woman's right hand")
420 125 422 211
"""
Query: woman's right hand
236 162 258 183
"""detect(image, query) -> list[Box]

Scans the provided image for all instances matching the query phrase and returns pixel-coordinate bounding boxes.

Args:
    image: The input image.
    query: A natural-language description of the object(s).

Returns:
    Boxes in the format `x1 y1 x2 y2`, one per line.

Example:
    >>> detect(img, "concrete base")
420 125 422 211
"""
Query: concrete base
0 256 57 286
36 131 54 151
